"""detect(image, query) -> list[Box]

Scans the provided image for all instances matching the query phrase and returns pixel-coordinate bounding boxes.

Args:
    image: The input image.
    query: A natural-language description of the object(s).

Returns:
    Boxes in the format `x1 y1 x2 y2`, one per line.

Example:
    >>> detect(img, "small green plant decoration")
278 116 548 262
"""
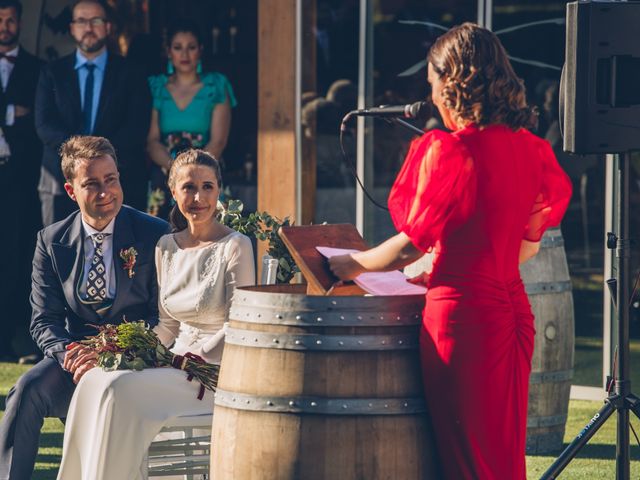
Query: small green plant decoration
217 199 299 283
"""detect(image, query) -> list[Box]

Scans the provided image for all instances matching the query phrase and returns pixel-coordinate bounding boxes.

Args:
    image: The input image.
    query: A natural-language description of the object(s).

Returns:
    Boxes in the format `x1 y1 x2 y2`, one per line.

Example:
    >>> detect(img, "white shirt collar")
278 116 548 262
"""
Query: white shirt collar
75 48 108 71
2 45 19 57
81 216 116 238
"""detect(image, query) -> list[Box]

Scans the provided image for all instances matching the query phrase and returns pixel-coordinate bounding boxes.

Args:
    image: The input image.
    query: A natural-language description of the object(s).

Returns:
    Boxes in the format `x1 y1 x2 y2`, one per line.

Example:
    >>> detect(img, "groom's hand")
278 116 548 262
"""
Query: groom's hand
72 359 97 384
64 343 98 383
63 343 84 371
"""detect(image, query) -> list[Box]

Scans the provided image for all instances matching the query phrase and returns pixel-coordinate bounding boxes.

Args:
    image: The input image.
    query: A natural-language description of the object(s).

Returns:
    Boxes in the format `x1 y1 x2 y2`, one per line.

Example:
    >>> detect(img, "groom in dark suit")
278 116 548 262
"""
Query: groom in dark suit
35 0 151 226
0 136 169 480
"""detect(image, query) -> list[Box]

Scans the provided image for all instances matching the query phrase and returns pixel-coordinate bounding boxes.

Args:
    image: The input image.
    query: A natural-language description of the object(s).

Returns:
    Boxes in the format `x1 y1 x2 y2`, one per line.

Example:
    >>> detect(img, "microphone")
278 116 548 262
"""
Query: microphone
340 101 430 134
346 101 429 119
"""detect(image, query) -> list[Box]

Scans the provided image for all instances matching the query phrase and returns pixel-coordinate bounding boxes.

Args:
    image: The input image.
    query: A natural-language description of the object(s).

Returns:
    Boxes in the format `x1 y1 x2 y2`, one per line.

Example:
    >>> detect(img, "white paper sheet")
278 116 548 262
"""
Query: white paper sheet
316 246 427 296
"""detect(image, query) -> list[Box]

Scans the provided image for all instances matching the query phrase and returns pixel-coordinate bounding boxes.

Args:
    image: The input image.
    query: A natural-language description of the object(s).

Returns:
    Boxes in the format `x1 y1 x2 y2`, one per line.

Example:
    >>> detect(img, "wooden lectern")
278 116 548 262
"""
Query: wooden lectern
279 224 369 295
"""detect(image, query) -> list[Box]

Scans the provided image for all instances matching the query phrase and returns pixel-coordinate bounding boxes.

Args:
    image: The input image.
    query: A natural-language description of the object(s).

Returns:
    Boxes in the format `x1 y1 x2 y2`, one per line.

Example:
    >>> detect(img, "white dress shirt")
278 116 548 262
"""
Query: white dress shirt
0 45 17 90
80 217 116 299
0 45 18 126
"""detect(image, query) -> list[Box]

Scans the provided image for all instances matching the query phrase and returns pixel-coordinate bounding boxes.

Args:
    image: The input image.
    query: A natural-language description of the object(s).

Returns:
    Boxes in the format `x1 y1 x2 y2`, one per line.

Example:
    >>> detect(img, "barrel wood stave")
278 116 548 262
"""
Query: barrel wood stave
211 285 436 479
520 228 575 454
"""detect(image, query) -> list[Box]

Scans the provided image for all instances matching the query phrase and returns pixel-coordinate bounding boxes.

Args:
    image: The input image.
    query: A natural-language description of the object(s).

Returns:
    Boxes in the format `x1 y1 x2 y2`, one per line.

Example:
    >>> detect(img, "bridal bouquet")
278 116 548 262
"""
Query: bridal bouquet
81 321 218 399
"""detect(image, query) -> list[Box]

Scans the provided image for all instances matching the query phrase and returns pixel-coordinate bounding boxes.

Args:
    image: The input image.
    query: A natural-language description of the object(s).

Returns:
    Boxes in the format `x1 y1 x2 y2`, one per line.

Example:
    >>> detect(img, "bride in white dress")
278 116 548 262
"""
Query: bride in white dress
57 149 255 480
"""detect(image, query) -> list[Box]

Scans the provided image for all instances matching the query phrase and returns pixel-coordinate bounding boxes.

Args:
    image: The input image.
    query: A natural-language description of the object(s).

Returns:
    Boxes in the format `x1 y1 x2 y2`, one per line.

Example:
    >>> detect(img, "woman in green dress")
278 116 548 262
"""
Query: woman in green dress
146 19 236 218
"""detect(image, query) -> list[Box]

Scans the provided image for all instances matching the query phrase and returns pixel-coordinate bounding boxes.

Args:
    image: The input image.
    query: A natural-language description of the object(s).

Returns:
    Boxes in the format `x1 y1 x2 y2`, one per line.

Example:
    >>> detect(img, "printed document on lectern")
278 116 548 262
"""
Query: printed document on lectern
316 246 427 296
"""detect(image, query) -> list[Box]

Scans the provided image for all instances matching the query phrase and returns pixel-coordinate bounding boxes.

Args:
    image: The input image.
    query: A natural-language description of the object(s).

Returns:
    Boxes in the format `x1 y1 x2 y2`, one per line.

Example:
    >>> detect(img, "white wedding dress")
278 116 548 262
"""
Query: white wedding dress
56 231 254 480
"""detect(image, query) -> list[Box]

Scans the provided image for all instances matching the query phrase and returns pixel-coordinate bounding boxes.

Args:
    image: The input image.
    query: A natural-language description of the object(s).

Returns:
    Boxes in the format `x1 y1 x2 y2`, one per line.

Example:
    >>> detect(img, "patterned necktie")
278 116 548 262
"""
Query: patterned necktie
82 63 96 134
86 233 109 301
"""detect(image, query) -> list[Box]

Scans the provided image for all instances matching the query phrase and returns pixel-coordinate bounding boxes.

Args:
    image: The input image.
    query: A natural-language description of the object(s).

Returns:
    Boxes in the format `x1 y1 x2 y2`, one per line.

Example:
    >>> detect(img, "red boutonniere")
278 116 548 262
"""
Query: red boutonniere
119 247 138 278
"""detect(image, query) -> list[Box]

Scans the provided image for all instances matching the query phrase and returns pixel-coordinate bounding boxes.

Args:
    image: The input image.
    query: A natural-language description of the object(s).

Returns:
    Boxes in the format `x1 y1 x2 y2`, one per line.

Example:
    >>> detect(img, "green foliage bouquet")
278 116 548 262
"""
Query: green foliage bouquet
81 321 218 399
217 198 299 283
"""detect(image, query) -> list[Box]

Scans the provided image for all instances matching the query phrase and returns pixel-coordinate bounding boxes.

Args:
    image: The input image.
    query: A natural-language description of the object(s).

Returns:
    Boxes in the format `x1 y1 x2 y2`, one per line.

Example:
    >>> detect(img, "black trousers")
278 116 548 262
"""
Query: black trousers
0 164 19 356
0 162 39 357
0 357 75 480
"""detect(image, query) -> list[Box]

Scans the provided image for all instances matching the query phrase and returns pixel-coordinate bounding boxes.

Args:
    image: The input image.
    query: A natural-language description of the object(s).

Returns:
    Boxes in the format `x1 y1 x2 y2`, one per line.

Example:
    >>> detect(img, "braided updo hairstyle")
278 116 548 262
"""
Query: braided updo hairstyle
427 22 537 130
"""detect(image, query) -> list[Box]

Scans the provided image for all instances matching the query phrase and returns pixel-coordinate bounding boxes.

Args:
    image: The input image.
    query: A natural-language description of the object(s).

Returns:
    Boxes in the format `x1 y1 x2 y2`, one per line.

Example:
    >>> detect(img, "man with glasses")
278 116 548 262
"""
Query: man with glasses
35 0 151 226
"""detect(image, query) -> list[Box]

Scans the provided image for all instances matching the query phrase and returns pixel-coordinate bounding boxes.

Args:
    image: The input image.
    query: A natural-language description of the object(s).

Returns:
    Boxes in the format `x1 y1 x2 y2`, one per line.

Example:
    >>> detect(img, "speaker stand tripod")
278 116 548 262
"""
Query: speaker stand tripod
541 153 640 479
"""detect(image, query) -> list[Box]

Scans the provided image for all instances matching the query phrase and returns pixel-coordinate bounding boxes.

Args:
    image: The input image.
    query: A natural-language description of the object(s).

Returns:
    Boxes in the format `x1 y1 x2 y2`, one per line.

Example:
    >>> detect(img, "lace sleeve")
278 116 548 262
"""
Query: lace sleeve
223 234 255 311
152 237 180 347
199 233 254 358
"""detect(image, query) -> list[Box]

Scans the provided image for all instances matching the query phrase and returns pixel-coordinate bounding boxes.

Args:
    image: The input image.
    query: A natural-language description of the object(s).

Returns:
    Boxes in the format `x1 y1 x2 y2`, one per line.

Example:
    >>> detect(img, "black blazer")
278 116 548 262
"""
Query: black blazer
35 52 151 195
29 205 170 363
1 47 43 181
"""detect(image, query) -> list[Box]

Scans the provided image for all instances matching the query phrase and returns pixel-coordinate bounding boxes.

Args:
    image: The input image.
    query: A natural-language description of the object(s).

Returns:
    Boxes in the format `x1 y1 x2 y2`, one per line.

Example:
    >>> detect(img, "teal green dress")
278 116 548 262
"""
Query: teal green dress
147 72 237 217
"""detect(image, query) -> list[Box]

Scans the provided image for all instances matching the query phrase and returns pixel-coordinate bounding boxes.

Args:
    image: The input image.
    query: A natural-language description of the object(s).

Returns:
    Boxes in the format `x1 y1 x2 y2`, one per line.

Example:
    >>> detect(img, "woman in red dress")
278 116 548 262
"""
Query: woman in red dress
329 23 572 479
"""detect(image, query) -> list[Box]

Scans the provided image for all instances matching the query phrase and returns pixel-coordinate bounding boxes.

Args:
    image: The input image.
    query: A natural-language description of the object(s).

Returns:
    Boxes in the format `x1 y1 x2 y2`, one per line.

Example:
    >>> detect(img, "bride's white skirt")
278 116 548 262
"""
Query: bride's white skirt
57 367 214 480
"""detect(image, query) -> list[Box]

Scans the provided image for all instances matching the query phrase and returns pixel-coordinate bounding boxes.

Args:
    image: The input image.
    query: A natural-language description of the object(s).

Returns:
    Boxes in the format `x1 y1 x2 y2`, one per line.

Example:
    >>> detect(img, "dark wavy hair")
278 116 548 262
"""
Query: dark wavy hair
166 18 204 47
0 0 22 19
427 22 537 130
167 149 222 232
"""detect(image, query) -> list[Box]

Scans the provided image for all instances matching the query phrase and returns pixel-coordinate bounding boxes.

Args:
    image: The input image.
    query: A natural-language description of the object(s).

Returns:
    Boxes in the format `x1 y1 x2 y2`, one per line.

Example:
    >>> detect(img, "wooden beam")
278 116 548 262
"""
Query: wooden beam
258 0 297 221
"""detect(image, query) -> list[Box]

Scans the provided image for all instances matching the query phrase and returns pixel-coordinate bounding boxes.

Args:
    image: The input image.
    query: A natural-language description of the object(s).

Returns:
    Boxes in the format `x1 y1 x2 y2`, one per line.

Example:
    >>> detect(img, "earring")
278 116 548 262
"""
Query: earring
167 60 174 75
196 60 202 74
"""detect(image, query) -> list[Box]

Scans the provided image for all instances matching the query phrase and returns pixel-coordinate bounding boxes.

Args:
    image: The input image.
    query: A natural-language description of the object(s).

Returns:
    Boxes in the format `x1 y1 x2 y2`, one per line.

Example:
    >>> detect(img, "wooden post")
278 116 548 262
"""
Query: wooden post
257 0 316 278
258 0 297 221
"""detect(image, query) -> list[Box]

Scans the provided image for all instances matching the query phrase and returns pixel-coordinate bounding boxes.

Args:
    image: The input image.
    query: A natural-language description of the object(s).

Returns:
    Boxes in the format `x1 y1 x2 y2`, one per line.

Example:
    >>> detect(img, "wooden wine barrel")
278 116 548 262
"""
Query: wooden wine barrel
210 285 437 480
520 227 574 454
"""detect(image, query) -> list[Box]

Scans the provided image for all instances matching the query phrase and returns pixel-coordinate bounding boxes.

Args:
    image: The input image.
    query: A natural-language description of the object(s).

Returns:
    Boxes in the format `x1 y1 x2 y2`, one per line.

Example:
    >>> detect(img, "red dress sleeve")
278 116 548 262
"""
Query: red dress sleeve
523 139 573 242
388 130 476 252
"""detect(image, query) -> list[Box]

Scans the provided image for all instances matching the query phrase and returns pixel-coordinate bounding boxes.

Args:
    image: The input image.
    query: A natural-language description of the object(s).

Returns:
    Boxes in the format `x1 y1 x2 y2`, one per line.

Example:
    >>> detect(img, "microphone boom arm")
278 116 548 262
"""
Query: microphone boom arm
389 117 426 136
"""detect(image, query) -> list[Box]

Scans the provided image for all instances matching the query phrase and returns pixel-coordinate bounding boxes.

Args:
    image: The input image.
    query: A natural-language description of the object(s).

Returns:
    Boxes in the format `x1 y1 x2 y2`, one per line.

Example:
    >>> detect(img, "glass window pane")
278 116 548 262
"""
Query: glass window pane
301 1 361 225
364 2 478 245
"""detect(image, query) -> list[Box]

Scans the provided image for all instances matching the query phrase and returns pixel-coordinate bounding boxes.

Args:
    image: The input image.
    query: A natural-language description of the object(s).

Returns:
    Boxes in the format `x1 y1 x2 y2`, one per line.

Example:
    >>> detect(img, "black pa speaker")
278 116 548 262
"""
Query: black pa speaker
563 1 640 154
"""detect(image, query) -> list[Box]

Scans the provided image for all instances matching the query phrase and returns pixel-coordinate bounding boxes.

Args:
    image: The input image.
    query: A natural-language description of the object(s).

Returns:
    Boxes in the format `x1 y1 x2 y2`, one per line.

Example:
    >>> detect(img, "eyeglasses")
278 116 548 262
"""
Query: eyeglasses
71 17 107 27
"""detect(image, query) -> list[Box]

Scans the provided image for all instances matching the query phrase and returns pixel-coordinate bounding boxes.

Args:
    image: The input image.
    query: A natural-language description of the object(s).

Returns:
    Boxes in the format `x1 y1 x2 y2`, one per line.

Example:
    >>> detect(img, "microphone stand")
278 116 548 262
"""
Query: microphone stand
388 117 426 136
341 111 427 137
338 113 426 213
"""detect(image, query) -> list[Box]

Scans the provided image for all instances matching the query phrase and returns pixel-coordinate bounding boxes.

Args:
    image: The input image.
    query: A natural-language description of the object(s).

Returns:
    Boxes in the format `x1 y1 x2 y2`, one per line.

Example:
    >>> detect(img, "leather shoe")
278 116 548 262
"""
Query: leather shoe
0 353 18 363
18 353 42 365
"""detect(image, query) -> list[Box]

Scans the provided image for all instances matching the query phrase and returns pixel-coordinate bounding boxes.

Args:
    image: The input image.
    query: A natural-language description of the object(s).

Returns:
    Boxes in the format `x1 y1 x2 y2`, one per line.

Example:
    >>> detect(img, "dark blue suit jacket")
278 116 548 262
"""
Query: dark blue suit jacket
29 206 170 363
35 52 151 195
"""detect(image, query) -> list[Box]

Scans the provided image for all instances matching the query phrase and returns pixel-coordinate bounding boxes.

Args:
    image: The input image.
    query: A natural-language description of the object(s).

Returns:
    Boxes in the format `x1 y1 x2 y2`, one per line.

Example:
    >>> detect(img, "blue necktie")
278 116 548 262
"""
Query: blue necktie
83 63 96 134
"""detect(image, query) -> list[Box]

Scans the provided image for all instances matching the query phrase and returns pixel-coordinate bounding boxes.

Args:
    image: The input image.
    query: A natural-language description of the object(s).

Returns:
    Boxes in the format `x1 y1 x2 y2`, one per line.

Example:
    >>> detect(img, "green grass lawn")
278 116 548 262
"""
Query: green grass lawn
1 362 640 479
528 400 640 478
0 363 63 480
574 336 640 388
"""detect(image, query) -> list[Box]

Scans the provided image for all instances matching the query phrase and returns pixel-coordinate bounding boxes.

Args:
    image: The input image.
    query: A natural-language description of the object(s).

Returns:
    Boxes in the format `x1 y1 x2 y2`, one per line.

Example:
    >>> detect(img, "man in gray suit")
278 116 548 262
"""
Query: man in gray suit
0 136 169 480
